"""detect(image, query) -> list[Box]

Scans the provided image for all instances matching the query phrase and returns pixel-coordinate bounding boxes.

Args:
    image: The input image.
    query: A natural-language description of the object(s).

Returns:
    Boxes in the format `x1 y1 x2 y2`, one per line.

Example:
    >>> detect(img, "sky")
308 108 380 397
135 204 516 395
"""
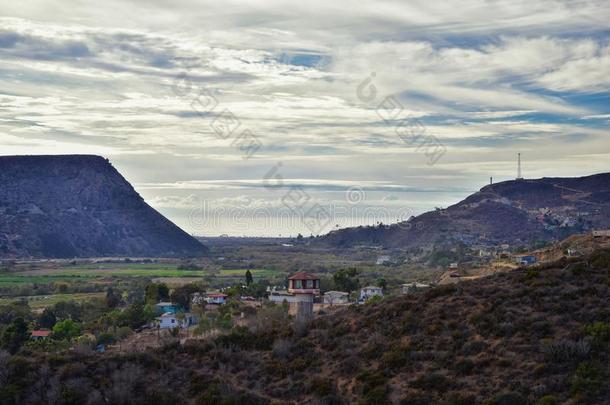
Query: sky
1 0 609 236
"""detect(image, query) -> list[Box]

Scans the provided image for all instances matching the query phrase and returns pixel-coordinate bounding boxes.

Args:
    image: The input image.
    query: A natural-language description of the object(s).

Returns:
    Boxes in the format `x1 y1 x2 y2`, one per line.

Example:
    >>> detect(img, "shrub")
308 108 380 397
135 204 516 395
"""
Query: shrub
542 339 591 363
486 391 527 405
309 376 333 397
589 250 610 270
538 395 557 405
584 322 610 347
410 373 451 393
570 361 607 399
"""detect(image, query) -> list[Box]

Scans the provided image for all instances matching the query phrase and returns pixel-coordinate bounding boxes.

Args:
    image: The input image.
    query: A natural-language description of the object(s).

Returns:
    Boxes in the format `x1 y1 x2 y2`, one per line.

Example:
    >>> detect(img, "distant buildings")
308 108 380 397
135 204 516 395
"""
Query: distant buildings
268 290 298 304
514 255 537 266
155 302 178 314
376 255 391 265
31 330 51 340
323 291 349 305
288 272 320 321
592 230 610 238
205 293 227 305
359 286 383 303
158 312 197 329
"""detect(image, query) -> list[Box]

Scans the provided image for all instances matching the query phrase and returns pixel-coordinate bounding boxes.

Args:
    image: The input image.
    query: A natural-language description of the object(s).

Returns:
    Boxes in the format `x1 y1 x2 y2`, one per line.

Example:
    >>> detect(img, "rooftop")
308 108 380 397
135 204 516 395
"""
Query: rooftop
288 271 319 280
31 330 52 337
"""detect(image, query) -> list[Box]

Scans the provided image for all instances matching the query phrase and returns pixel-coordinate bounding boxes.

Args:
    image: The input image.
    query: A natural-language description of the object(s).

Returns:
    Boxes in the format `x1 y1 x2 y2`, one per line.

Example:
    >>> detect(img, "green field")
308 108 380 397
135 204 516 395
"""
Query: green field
0 267 278 285
0 292 105 308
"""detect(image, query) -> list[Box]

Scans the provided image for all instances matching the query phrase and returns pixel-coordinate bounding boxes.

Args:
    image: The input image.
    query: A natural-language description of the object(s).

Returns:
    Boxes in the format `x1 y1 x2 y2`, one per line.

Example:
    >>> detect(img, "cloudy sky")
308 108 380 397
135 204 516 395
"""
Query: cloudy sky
1 1 609 236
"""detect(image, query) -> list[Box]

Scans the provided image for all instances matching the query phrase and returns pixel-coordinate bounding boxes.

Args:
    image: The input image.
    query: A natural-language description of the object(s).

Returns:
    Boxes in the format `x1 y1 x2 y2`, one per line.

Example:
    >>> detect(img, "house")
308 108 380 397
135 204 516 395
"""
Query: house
157 312 198 329
155 302 178 314
268 291 298 303
287 272 320 295
376 255 391 265
592 230 610 238
323 291 349 305
515 255 537 265
449 262 459 270
359 286 383 303
401 282 430 294
31 330 52 340
205 293 227 305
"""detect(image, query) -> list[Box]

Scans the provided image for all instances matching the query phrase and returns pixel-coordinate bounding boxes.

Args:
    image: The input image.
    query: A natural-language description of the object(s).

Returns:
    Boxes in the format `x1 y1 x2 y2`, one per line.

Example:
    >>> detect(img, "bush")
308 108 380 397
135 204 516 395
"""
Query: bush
538 395 557 405
486 392 527 405
570 361 607 399
542 339 590 363
410 373 451 393
584 322 610 347
589 250 610 270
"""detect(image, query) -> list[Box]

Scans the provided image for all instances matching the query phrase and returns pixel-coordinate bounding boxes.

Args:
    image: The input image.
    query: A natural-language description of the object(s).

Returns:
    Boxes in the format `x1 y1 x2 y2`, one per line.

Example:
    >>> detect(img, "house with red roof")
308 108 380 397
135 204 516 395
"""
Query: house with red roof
31 330 52 340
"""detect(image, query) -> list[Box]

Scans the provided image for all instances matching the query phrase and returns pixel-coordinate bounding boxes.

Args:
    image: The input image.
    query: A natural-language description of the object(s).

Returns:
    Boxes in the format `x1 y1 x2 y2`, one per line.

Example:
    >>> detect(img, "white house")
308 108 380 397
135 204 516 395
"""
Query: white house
323 291 349 305
359 286 383 303
157 312 198 329
268 291 298 304
401 282 430 294
376 255 391 265
205 293 227 305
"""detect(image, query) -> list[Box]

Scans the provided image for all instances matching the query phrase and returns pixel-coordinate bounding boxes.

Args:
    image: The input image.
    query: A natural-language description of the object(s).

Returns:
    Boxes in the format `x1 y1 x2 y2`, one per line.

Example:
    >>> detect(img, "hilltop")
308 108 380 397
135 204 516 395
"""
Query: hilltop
0 155 207 258
319 173 610 250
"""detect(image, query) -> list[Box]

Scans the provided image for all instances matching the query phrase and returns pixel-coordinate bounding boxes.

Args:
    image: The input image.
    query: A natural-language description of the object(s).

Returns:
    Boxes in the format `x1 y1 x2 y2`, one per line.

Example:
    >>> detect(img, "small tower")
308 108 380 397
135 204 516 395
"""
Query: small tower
287 272 320 322
516 153 524 180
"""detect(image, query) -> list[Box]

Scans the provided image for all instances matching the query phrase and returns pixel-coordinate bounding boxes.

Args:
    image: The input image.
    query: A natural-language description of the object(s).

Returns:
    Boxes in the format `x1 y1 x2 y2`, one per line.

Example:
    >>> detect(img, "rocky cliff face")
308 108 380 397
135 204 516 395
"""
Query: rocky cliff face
0 155 207 258
319 173 610 249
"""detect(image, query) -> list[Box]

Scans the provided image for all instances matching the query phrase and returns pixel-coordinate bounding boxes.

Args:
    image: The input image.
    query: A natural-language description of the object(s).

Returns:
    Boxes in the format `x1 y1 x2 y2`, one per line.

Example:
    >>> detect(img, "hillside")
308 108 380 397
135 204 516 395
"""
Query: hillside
1 250 609 404
0 155 207 258
319 173 610 250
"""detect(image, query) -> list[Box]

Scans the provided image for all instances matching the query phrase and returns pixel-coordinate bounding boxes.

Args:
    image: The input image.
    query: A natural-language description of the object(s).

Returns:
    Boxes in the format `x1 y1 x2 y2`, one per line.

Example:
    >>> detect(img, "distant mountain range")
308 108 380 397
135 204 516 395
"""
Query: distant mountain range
319 173 610 250
0 155 207 258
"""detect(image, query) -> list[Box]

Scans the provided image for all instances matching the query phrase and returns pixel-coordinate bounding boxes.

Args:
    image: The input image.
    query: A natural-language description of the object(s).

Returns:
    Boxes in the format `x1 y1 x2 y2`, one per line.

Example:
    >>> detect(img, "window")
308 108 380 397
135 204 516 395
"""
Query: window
171 319 175 323
295 280 302 289
306 280 313 288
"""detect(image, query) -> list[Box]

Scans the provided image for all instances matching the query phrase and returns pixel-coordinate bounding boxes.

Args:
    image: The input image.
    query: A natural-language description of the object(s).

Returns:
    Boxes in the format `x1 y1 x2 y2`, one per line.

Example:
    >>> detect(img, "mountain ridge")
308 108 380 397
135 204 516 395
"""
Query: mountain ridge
319 172 610 250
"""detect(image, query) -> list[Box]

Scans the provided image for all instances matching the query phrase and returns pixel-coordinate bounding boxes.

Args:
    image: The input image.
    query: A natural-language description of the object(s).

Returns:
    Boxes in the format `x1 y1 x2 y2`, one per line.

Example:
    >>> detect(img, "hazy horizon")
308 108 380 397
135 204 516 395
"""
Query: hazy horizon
1 0 609 236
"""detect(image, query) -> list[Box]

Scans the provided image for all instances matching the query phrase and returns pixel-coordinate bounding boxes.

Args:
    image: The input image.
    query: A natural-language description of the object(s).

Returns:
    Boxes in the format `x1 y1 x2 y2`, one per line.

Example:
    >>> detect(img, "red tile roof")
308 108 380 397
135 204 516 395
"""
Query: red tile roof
207 293 227 298
31 330 52 337
288 272 318 280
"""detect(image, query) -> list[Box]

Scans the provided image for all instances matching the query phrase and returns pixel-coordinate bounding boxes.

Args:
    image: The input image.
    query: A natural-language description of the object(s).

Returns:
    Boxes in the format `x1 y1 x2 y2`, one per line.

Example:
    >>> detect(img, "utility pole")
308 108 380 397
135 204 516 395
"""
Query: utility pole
517 153 523 180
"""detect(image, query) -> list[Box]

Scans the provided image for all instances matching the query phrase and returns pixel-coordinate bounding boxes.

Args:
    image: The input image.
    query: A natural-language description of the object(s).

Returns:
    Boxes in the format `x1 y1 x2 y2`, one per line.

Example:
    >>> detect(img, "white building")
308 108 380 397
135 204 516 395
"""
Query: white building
376 255 391 265
157 312 197 329
268 291 298 304
359 286 383 303
323 291 349 305
205 293 227 305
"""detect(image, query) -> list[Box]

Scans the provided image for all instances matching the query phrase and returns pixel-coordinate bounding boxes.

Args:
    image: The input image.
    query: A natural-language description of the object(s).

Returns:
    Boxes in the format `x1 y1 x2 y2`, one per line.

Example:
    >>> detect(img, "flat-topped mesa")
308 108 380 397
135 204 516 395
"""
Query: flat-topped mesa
0 154 208 258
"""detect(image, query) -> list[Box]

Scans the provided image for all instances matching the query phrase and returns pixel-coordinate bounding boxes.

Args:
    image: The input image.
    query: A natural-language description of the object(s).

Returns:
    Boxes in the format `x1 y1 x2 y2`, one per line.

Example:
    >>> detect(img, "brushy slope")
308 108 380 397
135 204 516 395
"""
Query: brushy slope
1 252 609 404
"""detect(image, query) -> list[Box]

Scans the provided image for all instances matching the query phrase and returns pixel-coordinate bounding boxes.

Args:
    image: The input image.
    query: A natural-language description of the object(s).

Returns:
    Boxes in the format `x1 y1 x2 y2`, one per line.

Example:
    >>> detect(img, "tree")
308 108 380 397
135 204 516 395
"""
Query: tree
376 277 387 290
0 317 29 353
145 283 170 304
38 308 57 329
105 287 121 309
245 269 253 286
170 283 201 311
52 319 81 340
333 268 360 294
